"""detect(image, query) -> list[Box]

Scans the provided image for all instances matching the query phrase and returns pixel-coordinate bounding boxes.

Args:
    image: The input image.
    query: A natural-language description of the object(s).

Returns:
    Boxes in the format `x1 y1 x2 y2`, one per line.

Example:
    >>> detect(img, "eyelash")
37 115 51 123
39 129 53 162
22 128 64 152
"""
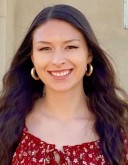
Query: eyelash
38 45 79 51
66 46 78 49
39 47 51 51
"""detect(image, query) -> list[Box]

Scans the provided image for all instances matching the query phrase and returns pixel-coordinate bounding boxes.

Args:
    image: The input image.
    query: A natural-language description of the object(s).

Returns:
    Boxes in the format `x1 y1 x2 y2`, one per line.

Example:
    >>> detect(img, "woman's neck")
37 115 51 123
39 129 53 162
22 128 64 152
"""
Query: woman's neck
38 87 93 121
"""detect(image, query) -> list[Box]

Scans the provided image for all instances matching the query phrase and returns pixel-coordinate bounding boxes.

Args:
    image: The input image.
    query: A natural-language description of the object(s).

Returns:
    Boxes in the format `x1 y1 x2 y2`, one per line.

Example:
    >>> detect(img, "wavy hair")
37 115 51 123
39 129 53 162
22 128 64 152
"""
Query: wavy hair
0 4 128 165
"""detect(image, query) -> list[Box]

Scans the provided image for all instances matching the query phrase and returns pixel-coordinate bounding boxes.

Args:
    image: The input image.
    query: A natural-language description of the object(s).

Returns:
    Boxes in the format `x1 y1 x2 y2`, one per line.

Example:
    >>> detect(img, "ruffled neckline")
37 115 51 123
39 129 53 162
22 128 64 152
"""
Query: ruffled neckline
24 125 100 152
12 125 109 165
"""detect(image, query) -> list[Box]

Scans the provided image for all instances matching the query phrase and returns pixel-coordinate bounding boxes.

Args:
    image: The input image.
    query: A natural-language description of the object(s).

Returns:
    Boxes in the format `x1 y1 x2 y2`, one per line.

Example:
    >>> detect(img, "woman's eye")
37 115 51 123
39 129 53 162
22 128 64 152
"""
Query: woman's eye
66 46 78 49
39 47 51 51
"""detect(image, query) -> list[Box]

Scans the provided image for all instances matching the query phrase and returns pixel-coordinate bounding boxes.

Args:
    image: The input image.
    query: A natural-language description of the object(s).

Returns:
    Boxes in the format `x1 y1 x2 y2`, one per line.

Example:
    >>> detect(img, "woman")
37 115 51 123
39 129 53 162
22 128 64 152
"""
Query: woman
0 4 128 165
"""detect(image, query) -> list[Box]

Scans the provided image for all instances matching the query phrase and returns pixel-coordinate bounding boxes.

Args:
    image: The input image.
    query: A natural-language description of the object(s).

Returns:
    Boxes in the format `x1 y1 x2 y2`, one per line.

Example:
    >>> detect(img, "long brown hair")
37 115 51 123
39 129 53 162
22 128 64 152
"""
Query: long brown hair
0 4 128 165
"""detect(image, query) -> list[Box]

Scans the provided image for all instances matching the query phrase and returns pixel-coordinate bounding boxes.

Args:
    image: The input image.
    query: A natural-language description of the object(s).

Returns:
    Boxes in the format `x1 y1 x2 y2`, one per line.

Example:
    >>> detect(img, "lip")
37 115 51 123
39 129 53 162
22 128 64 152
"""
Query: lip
47 69 73 80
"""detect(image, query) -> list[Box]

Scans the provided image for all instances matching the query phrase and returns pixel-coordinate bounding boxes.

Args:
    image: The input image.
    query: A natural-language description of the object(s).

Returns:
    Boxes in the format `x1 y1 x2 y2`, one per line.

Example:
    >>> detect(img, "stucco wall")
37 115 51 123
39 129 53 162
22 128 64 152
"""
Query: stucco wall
0 0 128 91
0 0 6 87
0 0 16 87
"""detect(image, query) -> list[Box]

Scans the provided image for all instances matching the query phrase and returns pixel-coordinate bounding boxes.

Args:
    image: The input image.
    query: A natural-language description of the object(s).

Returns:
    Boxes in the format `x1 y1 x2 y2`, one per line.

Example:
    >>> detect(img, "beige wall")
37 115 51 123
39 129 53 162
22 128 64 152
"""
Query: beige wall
0 0 16 87
0 0 6 87
0 0 128 91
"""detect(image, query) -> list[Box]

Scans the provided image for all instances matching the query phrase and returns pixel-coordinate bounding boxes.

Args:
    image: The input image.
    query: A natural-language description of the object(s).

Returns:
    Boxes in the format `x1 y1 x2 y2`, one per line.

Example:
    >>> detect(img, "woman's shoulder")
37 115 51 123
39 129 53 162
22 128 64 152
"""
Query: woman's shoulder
121 128 128 163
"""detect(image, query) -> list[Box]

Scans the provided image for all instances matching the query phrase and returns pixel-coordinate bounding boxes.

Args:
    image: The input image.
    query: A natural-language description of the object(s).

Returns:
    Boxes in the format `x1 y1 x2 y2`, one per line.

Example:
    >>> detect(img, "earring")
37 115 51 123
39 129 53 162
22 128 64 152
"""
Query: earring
31 67 40 80
85 64 93 76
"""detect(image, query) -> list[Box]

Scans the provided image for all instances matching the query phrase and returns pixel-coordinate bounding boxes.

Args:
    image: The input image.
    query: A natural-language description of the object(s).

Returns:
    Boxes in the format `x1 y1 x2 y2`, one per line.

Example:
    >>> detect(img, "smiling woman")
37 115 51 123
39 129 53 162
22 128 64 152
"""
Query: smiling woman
31 19 92 92
0 4 128 165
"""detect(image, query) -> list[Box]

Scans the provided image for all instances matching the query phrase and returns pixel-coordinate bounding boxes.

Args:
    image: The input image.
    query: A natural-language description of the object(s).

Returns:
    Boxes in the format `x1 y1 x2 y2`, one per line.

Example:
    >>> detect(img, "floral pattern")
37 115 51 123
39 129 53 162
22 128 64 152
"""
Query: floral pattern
12 127 128 165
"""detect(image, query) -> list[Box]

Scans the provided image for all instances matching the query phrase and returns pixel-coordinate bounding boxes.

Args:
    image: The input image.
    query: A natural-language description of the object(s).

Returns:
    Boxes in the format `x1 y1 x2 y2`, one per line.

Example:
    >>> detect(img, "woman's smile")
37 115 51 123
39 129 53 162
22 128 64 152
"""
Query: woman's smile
48 69 73 80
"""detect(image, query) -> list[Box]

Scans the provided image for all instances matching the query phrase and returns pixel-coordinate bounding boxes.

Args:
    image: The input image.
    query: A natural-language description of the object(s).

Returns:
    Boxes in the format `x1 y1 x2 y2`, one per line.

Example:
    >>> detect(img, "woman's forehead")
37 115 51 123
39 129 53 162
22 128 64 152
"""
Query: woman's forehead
32 19 85 43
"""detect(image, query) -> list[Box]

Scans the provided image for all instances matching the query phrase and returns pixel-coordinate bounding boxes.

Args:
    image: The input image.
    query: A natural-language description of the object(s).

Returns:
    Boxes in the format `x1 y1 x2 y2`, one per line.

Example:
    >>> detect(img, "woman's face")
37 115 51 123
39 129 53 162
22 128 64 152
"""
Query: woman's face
31 19 92 92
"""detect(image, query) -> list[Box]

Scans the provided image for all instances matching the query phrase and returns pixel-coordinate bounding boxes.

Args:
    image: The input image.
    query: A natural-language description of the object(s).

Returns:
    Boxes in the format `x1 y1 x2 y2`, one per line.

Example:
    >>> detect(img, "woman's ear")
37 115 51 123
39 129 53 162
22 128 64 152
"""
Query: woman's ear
31 55 34 64
87 50 93 63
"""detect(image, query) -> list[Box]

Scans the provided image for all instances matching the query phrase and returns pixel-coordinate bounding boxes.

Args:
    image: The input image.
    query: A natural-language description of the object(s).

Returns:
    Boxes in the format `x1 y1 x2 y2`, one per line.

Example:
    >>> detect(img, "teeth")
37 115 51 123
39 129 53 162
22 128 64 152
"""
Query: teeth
51 70 70 77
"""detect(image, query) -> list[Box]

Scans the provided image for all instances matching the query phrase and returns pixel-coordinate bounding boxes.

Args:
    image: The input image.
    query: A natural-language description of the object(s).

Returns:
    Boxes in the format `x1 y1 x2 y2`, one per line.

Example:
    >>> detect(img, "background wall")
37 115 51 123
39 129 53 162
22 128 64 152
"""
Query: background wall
0 0 128 91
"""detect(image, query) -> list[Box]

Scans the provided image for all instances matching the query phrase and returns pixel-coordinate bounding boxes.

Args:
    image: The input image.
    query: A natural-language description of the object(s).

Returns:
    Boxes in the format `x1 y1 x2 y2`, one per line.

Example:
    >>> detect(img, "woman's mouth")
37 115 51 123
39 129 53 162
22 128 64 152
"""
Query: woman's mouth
48 69 73 79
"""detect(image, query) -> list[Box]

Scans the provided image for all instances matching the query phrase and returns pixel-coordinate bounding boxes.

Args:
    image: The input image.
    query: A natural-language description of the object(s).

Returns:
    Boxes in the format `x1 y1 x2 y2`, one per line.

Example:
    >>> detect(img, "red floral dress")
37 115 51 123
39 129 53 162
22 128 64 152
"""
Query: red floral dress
12 126 128 165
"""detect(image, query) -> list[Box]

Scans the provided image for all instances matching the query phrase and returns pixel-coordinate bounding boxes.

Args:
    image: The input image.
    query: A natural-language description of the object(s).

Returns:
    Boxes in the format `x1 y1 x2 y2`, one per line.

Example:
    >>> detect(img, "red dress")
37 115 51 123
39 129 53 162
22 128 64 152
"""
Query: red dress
12 126 128 165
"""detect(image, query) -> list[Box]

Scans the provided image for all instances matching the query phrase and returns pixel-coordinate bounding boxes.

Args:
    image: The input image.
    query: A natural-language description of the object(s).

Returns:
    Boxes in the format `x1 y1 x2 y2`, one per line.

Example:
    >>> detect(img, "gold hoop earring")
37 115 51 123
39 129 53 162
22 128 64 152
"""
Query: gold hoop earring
85 64 93 76
31 68 40 80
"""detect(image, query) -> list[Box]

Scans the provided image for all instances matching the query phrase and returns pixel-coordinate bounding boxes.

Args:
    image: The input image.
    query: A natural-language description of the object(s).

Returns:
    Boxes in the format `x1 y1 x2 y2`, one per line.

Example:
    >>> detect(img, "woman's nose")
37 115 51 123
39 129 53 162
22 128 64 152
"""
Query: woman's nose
51 51 66 66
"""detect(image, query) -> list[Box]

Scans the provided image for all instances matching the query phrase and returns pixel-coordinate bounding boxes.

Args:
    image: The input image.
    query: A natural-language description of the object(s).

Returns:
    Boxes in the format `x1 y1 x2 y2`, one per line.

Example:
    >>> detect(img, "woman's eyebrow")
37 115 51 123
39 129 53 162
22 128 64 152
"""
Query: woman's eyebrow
36 39 80 44
63 39 80 43
36 41 52 44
